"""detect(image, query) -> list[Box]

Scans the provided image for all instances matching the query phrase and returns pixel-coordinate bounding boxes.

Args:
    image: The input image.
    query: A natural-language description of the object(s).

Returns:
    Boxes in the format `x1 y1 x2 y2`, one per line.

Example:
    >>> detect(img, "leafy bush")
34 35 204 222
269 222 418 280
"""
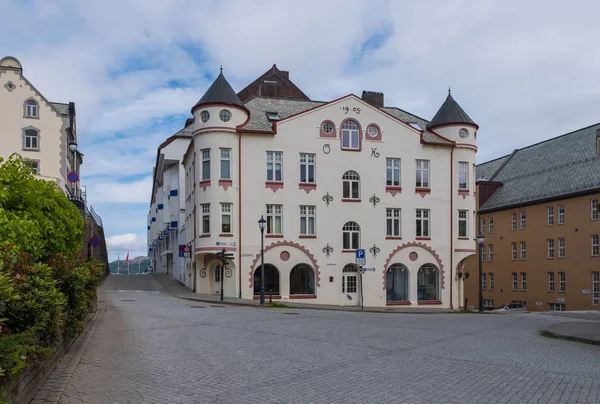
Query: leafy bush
0 154 84 261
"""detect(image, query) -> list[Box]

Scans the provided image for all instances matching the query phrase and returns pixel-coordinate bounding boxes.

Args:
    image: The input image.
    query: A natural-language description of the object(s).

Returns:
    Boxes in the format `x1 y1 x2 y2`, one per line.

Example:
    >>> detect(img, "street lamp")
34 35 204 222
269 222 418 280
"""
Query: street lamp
68 141 78 197
477 233 485 312
258 215 267 305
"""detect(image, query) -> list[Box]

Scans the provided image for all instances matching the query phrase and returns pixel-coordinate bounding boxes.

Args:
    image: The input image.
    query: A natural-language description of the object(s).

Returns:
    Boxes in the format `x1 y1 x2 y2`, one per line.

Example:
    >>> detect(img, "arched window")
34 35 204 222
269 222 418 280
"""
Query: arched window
25 99 38 118
342 221 360 250
253 264 280 295
290 264 315 295
386 264 409 302
342 170 360 200
417 264 439 301
23 128 39 150
341 119 360 150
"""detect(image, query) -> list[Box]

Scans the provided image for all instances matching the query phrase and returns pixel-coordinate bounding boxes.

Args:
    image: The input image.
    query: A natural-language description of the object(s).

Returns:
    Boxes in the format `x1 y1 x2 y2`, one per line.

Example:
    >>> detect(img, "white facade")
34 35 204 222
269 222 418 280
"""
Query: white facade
147 133 192 285
180 74 478 308
0 56 82 198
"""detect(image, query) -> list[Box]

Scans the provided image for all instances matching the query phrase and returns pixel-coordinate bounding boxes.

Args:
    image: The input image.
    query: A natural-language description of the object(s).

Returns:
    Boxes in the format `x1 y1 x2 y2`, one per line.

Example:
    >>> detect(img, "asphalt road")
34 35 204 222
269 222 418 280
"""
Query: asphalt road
32 275 600 404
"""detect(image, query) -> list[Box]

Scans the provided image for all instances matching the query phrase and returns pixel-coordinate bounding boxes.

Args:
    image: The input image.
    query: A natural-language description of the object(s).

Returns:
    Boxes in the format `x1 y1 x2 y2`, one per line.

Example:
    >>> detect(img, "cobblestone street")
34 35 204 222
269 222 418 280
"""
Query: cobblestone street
33 275 600 404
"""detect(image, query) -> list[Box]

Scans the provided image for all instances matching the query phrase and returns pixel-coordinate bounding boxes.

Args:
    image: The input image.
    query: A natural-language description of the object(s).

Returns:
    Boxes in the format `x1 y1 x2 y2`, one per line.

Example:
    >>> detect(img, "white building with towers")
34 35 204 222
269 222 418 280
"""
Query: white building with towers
151 65 478 308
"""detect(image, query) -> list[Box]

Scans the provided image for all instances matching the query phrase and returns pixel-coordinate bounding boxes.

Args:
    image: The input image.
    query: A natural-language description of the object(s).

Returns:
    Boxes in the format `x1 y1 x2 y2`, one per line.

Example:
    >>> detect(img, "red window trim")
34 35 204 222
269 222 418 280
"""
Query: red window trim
265 234 284 238
385 236 402 240
341 249 356 253
458 237 470 240
219 233 234 237
288 294 317 299
319 120 336 138
364 123 382 141
198 234 211 238
417 300 442 305
339 118 362 151
386 301 411 306
299 183 317 194
386 186 402 197
299 235 317 239
341 198 361 203
416 237 431 240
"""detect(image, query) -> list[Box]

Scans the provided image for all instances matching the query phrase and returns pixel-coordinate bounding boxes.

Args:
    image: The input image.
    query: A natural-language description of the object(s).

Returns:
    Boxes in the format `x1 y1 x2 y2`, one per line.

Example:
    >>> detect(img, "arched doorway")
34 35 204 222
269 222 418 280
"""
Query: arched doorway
214 264 222 295
290 264 315 296
253 264 280 296
418 264 440 301
386 264 409 303
342 264 359 306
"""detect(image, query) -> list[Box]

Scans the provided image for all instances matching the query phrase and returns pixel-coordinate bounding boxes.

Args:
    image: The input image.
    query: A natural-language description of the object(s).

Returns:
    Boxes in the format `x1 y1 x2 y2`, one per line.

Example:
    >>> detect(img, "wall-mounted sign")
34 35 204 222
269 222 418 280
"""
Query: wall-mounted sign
557 297 565 302
90 235 100 249
67 172 78 183
582 290 591 294
535 302 542 306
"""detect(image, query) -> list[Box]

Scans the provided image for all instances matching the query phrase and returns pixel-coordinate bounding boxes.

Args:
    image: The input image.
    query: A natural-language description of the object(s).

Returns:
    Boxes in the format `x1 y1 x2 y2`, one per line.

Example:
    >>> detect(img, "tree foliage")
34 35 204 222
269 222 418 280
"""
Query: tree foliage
0 154 84 261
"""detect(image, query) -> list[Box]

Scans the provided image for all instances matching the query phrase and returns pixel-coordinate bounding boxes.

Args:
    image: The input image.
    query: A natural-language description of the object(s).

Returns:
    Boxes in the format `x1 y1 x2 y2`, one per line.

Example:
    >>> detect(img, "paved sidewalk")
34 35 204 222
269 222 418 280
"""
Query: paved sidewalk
153 273 453 314
546 321 600 346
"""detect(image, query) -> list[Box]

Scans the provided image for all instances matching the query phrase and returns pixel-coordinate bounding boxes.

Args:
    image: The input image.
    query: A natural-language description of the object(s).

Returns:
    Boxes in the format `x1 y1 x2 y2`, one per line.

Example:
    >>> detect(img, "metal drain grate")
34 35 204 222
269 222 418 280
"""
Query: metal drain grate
121 299 136 302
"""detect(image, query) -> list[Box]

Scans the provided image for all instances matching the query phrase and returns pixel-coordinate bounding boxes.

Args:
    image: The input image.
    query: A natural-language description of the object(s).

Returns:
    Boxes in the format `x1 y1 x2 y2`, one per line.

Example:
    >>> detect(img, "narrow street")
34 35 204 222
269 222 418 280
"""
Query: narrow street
33 275 600 404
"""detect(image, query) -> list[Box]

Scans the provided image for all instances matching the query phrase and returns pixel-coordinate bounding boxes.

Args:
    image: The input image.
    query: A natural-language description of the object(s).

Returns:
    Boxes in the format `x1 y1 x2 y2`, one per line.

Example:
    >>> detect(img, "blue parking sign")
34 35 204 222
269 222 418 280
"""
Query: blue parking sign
356 249 365 259
355 249 366 266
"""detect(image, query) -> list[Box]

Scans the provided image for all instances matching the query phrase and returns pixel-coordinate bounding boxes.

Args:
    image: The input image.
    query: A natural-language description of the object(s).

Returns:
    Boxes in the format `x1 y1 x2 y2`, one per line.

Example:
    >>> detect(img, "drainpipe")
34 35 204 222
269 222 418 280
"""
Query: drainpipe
449 147 454 310
238 132 242 298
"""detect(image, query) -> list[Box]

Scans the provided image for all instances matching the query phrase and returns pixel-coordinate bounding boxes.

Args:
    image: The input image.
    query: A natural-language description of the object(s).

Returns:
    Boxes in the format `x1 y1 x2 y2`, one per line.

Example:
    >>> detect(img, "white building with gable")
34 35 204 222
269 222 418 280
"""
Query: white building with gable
173 67 478 308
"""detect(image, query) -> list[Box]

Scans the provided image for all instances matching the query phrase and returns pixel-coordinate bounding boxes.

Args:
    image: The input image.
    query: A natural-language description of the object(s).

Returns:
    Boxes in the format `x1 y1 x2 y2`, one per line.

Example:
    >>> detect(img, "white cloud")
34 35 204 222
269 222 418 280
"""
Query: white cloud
105 233 146 252
86 176 153 204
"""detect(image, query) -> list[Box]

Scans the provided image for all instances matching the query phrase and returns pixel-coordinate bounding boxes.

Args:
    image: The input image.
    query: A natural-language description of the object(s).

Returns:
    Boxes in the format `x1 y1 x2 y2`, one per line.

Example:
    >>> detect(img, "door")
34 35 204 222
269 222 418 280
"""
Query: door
342 264 359 306
214 265 222 294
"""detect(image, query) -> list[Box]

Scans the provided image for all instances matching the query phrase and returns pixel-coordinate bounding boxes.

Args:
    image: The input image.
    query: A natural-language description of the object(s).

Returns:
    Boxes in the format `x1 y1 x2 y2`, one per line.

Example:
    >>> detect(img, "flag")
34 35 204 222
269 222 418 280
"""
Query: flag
126 252 129 262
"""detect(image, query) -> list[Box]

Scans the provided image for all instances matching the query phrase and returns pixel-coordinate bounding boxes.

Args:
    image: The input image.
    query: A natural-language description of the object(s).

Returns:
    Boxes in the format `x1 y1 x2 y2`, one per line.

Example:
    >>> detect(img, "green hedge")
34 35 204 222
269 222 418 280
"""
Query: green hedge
0 155 103 386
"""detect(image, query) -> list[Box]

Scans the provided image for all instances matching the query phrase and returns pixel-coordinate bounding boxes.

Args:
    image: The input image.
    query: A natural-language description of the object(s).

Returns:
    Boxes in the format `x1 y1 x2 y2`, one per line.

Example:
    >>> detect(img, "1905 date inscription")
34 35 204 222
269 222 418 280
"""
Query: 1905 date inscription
341 106 361 114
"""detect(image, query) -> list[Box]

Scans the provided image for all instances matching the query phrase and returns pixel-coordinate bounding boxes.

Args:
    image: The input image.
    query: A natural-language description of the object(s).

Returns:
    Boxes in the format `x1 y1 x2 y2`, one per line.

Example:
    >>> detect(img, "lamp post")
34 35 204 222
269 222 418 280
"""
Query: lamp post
477 233 485 312
68 141 78 197
258 215 267 305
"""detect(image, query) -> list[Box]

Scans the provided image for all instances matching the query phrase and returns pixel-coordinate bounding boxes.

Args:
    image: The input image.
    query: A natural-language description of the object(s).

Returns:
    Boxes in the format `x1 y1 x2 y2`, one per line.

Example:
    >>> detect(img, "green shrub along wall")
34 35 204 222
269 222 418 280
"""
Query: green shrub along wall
0 154 104 401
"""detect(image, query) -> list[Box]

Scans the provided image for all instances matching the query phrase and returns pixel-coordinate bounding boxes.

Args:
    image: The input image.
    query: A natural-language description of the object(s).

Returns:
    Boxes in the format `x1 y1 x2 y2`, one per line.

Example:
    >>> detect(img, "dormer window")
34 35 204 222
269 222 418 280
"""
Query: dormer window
25 99 38 118
266 111 280 121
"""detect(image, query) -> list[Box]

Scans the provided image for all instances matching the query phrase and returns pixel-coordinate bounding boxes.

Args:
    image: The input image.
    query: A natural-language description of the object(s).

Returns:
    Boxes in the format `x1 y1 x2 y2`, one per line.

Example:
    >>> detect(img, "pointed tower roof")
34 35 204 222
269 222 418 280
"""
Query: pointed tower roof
427 90 478 130
192 68 244 112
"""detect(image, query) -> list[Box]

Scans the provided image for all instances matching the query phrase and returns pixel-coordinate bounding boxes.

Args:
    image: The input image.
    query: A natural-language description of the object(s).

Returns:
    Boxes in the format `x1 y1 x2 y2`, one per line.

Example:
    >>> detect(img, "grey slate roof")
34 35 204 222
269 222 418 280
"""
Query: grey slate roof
240 96 453 145
194 71 244 109
50 102 69 116
427 92 476 129
479 123 600 212
475 155 509 181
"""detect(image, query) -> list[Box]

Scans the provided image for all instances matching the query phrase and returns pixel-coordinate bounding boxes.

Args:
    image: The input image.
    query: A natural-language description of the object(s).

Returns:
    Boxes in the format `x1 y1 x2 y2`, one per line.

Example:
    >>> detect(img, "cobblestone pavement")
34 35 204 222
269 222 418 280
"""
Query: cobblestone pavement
33 275 600 404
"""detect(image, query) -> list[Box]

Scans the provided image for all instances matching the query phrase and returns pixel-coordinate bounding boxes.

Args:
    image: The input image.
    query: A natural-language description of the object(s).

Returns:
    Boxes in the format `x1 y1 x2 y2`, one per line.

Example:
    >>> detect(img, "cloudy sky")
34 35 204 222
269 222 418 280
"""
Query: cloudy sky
2 0 599 260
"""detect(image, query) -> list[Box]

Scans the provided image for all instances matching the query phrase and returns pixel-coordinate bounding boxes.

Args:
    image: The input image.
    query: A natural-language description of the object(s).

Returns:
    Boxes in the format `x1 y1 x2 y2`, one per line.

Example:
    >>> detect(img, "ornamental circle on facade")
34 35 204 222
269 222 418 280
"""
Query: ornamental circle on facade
322 122 333 134
219 109 231 122
459 128 469 138
200 110 210 123
280 251 290 261
409 252 418 261
367 125 379 138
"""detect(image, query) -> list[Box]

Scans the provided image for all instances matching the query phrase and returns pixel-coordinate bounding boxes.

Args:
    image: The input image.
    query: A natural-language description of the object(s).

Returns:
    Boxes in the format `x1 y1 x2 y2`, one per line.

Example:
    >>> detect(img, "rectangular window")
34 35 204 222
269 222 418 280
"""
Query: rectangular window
488 216 494 234
416 209 430 238
299 153 316 183
489 273 495 291
593 271 599 305
512 273 517 291
266 151 283 182
23 129 39 150
266 204 283 235
341 122 359 149
519 241 526 260
480 217 486 235
520 211 526 229
592 234 599 257
549 303 565 312
201 149 210 180
488 244 494 262
558 204 565 224
481 244 486 261
511 212 517 231
386 208 401 237
415 160 430 188
521 272 527 291
300 205 316 236
24 159 40 175
201 204 210 234
458 210 468 238
483 299 494 309
458 161 468 189
220 148 231 180
547 206 554 226
558 237 565 258
559 272 566 292
592 199 599 221
548 272 555 292
386 158 401 187
220 203 232 234
511 242 517 260
481 273 486 291
547 238 555 259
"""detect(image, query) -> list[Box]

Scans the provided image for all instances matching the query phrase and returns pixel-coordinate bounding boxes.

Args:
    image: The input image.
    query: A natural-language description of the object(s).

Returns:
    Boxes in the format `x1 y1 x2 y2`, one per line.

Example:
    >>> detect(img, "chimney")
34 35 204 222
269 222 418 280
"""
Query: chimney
280 70 289 81
361 91 384 108
596 128 600 155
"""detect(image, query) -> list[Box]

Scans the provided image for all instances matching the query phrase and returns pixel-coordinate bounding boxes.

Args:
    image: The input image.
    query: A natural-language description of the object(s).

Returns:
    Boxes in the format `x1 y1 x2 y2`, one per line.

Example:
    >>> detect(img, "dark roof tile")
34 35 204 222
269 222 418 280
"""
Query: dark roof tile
427 92 477 129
